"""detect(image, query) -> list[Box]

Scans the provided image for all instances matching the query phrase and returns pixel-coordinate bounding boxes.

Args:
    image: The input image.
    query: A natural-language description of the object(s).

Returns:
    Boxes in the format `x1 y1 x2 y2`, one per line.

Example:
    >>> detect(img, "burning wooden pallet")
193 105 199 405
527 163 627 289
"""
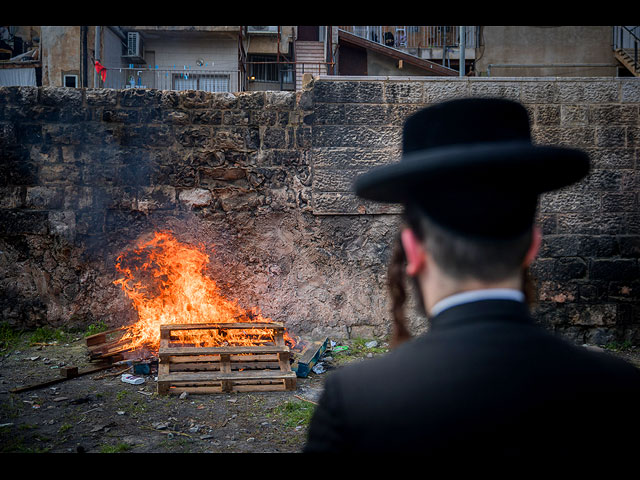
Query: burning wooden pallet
157 322 297 395
85 326 130 362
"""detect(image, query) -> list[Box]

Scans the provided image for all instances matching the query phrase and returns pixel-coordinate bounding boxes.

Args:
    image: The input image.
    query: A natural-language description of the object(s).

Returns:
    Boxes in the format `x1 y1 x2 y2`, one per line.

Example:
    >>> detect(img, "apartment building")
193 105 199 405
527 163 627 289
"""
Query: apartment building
1 26 638 90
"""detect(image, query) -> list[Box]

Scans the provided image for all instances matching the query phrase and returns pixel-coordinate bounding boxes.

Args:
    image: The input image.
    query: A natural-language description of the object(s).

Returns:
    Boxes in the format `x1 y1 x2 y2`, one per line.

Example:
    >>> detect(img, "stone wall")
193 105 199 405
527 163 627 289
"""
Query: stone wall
1 76 639 345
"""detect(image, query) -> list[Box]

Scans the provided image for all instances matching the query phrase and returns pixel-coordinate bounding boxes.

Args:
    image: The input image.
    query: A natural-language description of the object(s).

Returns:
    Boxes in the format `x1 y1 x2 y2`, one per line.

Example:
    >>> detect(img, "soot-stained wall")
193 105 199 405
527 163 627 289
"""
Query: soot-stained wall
1 77 639 345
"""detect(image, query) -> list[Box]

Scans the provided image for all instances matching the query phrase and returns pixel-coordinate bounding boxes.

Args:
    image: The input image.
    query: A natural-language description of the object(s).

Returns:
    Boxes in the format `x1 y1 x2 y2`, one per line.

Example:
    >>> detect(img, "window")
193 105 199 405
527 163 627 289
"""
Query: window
63 74 78 88
248 55 280 82
172 73 229 92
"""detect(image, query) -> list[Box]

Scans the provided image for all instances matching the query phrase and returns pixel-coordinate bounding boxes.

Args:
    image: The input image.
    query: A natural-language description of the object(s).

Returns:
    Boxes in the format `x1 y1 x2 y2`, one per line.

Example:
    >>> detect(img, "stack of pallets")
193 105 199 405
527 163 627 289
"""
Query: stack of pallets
157 322 297 395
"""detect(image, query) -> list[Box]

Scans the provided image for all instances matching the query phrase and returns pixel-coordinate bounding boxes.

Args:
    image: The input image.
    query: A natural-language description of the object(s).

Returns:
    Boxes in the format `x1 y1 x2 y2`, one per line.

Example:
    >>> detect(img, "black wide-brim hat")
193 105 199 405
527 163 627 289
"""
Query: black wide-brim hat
353 97 590 239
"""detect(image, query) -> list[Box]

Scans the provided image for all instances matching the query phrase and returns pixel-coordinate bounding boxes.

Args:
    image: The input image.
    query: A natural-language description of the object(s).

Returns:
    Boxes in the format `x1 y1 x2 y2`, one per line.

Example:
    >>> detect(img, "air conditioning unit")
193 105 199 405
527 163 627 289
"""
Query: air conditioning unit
247 26 278 34
123 31 145 63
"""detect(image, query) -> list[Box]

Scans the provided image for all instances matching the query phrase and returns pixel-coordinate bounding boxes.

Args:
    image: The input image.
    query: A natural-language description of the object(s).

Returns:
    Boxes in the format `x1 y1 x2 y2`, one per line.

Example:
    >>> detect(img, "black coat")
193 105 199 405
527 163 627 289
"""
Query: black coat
304 299 640 458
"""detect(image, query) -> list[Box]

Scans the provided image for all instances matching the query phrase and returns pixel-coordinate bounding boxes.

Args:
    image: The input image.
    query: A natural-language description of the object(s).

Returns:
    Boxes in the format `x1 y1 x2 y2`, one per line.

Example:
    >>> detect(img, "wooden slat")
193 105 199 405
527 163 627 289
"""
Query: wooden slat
159 344 289 358
160 322 285 333
161 369 296 383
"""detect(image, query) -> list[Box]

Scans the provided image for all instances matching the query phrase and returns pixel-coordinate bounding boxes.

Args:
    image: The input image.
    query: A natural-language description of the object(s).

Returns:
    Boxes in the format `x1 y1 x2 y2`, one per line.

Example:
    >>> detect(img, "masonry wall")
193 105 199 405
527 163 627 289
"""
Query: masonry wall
1 77 639 345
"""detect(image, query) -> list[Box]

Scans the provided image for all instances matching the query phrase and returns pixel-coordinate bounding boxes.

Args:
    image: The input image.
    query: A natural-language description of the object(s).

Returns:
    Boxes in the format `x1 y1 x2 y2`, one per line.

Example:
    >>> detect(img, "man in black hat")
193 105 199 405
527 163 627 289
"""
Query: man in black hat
303 97 640 457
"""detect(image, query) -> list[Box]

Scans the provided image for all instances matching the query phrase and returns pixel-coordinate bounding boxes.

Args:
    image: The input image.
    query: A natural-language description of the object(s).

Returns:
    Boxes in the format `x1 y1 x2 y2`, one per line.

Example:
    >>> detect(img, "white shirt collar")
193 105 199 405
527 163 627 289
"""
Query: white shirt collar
430 288 525 317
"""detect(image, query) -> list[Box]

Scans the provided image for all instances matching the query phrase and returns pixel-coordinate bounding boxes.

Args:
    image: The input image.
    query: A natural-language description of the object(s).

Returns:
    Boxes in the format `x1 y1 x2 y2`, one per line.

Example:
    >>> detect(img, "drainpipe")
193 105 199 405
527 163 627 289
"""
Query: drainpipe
459 26 465 76
94 26 101 87
81 26 88 87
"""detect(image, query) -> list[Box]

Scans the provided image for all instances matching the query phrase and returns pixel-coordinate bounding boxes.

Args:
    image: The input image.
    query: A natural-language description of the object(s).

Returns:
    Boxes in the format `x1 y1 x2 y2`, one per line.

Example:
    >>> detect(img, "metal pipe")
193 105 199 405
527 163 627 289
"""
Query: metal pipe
93 26 101 87
459 26 465 76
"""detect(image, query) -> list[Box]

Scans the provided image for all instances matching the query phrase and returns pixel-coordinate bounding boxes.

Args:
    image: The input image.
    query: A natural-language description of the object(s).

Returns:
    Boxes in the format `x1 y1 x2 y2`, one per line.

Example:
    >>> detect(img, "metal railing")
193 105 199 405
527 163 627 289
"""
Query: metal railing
613 26 639 72
338 26 476 49
101 66 239 92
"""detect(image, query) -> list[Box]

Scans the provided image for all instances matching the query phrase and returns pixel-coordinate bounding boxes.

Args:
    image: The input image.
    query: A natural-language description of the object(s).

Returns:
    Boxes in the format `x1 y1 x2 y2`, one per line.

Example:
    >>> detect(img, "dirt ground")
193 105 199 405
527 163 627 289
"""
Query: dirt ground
1 333 639 454
0 332 341 454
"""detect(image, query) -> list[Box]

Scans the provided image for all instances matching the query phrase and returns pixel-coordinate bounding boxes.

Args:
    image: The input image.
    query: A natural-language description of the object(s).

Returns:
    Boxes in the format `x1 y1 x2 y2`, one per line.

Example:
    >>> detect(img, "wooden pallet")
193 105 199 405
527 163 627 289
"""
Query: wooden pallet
157 322 297 395
85 326 129 362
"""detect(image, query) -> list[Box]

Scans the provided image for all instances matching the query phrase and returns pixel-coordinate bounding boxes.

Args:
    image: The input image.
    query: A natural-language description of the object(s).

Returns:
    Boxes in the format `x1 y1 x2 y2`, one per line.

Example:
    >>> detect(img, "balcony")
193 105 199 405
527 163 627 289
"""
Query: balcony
338 26 476 65
102 66 239 92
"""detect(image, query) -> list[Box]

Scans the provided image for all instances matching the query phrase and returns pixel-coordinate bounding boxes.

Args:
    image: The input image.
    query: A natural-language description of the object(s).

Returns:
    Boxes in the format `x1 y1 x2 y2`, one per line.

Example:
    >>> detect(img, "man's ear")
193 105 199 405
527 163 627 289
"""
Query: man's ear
523 226 542 267
401 228 426 277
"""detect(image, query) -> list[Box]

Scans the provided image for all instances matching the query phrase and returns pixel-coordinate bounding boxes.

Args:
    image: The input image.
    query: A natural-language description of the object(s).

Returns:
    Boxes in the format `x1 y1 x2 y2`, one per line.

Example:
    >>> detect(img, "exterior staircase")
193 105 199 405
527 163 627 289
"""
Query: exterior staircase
295 41 326 90
614 48 640 76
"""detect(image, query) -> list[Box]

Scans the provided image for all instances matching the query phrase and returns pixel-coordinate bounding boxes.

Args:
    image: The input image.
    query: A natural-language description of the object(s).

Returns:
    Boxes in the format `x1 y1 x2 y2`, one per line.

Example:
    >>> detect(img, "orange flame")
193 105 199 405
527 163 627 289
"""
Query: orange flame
114 231 294 351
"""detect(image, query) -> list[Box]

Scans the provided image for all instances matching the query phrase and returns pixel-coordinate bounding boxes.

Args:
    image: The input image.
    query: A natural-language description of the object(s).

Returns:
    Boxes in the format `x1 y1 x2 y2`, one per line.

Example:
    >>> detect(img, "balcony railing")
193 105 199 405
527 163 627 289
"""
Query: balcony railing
101 66 239 92
338 26 476 50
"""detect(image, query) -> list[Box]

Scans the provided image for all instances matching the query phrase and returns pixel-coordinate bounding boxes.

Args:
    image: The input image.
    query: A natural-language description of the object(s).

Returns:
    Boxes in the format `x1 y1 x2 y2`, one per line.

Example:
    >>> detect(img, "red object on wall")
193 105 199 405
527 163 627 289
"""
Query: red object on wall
94 60 107 82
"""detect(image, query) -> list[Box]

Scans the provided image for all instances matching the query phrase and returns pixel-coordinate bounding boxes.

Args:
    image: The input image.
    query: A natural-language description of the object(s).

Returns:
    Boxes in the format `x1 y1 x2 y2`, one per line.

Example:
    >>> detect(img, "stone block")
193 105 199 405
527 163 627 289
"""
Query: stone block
595 126 627 148
423 80 468 103
48 210 76 242
384 82 424 104
120 88 163 107
0 210 49 235
540 191 601 213
556 81 618 104
137 185 176 212
520 81 559 103
234 92 264 110
0 186 24 208
469 80 521 101
601 192 637 212
265 91 295 110
618 236 640 257
313 169 366 193
313 80 384 104
312 125 400 149
178 188 213 208
534 104 561 125
621 79 640 103
25 186 64 209
344 104 392 125
589 105 639 125
589 258 638 281
86 88 118 106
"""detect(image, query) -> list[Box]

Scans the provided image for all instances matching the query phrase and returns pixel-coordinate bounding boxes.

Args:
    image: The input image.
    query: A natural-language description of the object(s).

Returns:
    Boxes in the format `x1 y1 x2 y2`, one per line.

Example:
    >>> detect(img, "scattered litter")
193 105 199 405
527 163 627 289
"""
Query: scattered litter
133 363 150 375
179 391 188 400
117 411 126 415
52 397 69 402
365 340 378 349
121 374 145 385
137 390 152 396
311 362 326 374
332 346 349 352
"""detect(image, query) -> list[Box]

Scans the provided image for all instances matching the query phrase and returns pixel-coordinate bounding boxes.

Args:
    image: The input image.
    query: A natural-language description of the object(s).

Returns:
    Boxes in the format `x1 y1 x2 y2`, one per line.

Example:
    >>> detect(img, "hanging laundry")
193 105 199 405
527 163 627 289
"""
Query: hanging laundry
94 60 107 82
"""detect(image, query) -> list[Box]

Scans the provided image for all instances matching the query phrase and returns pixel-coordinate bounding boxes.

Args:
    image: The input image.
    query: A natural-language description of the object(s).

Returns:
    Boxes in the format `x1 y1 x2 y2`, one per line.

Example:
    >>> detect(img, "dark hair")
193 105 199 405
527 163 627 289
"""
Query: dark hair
387 205 537 347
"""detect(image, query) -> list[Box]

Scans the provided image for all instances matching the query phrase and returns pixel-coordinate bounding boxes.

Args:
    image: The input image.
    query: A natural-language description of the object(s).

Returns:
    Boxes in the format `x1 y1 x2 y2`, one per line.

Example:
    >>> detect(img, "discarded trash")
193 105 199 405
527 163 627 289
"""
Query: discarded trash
365 340 378 349
332 346 349 352
121 374 145 385
134 363 150 375
312 362 326 374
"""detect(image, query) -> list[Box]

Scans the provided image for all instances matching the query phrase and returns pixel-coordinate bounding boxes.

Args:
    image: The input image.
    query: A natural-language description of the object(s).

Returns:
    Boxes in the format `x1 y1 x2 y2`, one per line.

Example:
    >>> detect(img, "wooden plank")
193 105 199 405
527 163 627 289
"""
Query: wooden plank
85 327 126 347
160 322 285 333
10 363 115 394
160 370 296 383
159 344 289 358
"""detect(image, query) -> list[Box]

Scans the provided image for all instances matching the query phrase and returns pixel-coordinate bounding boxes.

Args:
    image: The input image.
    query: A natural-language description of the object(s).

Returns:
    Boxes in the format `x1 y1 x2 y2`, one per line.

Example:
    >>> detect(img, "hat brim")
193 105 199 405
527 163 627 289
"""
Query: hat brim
353 140 590 203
